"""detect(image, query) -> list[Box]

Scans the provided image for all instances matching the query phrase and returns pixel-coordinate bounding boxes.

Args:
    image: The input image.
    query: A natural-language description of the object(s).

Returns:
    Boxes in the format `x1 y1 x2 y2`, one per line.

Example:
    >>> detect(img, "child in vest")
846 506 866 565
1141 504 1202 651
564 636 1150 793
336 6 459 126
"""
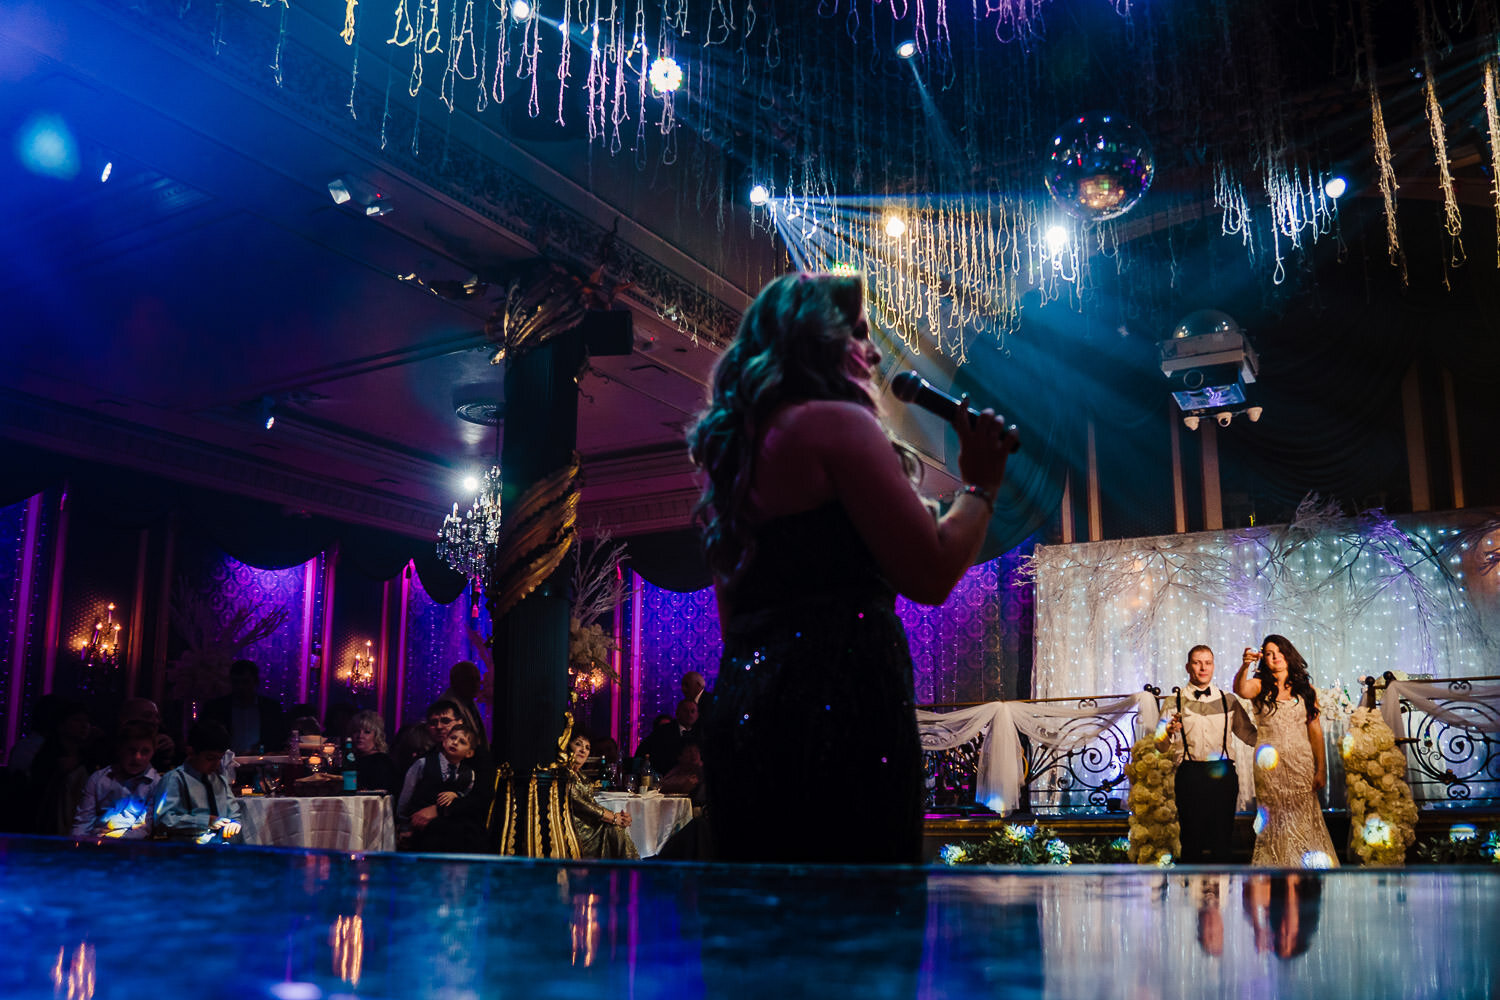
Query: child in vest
72 720 161 839
155 719 243 844
396 721 489 851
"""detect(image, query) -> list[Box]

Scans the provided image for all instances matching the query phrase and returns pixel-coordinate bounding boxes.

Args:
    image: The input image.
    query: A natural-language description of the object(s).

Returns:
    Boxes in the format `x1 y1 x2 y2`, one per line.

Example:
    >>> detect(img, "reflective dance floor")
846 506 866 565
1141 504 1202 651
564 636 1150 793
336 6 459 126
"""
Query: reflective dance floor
2 835 1495 999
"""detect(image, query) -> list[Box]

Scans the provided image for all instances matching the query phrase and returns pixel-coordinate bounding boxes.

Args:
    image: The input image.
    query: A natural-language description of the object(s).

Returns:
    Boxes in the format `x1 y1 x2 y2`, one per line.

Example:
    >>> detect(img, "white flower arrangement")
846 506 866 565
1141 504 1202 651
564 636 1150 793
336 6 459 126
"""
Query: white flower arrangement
1341 707 1418 866
1124 734 1179 865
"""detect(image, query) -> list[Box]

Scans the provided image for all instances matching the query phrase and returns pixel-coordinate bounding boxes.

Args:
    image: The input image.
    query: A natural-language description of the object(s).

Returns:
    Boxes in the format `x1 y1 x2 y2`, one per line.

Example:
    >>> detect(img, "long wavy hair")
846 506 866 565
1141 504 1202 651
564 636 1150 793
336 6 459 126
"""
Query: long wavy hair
686 272 912 580
1254 634 1320 721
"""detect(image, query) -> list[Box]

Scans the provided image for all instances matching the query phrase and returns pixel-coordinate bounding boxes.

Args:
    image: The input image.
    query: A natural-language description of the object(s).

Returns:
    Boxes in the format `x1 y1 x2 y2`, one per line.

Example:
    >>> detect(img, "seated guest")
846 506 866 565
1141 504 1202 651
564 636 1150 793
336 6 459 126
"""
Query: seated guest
397 721 489 852
118 698 178 773
155 720 242 844
72 721 161 839
202 659 286 754
31 699 96 834
660 741 705 807
391 721 437 777
346 710 400 792
635 700 698 775
564 733 638 860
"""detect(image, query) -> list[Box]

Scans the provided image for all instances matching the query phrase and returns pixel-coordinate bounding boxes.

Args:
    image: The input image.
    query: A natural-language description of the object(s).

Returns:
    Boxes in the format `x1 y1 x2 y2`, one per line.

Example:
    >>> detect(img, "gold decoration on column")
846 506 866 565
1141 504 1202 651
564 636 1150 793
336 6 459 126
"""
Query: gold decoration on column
484 261 627 364
486 455 582 621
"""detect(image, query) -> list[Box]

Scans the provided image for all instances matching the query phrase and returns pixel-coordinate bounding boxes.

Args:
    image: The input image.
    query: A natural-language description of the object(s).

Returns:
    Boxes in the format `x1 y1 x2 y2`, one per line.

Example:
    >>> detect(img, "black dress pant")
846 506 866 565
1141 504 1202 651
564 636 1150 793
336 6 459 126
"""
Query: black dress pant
1175 759 1238 863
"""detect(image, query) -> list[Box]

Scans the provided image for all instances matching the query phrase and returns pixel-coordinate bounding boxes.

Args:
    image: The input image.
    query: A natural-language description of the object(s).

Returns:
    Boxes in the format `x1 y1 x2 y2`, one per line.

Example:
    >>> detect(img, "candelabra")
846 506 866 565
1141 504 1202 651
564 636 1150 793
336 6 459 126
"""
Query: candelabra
338 640 376 694
78 603 123 693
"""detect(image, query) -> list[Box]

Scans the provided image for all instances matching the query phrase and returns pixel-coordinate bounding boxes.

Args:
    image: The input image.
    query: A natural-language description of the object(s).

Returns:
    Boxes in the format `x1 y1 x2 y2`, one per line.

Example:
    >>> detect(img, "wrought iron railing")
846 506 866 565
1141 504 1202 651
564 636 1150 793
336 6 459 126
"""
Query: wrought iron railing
1362 672 1500 809
921 689 1157 816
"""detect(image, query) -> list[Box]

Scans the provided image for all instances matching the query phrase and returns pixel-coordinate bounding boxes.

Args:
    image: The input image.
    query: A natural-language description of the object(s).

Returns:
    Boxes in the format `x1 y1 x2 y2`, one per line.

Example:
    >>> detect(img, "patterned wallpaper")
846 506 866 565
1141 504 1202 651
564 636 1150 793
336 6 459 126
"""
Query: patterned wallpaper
212 554 317 711
630 552 1030 745
402 576 489 733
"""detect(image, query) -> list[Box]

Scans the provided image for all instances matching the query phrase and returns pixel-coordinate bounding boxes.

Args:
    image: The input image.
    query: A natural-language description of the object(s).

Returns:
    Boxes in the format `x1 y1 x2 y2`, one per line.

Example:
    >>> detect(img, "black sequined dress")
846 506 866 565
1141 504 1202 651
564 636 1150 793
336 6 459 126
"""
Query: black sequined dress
703 503 923 863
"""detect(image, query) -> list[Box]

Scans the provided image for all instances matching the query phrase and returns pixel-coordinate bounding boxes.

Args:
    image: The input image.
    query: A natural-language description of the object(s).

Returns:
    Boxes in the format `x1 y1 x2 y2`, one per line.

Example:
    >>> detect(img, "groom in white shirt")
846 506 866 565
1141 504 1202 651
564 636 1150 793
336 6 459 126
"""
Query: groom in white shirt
1158 645 1257 863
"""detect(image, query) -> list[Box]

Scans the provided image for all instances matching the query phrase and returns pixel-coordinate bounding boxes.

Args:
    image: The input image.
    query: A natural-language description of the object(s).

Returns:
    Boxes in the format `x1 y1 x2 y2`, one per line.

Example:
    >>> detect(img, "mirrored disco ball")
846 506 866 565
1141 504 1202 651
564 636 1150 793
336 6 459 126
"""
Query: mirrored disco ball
1044 112 1155 222
1171 309 1242 340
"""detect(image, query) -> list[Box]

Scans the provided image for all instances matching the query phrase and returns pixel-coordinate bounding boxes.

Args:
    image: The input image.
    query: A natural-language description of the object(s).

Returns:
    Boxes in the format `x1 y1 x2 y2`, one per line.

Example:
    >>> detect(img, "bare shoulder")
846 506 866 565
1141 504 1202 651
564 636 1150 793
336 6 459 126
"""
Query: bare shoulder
773 399 885 436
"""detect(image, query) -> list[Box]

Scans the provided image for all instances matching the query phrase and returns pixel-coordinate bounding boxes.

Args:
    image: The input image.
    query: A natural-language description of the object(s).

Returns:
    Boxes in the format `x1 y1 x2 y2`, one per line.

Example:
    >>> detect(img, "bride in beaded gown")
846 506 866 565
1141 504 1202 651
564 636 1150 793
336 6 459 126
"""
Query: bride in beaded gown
1235 635 1340 868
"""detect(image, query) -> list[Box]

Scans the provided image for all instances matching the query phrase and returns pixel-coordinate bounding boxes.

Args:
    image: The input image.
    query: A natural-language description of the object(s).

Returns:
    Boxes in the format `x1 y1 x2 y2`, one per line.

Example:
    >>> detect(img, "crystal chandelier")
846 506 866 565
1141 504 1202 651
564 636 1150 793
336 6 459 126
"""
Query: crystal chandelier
436 467 503 581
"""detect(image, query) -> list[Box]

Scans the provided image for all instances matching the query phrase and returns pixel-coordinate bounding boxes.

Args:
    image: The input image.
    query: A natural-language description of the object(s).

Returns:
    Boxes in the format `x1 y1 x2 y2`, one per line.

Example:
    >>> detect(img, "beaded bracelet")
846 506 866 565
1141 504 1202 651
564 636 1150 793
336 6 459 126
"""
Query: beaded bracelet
962 484 997 512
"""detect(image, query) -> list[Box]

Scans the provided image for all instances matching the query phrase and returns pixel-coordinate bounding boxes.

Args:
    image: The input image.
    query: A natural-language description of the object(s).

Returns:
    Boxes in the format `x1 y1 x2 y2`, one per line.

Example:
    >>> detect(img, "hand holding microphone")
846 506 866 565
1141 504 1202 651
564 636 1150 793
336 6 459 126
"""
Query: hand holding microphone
889 372 1021 453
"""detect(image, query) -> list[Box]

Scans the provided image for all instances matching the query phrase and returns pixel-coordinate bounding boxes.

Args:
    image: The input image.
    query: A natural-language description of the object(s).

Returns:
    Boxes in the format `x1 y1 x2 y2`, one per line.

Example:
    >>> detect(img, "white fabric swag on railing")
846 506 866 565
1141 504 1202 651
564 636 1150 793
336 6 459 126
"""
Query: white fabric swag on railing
1380 681 1500 736
917 693 1160 816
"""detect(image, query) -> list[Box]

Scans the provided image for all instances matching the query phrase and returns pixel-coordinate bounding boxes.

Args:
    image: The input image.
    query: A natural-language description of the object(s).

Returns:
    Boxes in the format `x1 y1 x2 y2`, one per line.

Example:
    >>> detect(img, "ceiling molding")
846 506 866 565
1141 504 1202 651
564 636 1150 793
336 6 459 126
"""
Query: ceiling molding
0 389 445 537
94 0 747 347
579 489 699 538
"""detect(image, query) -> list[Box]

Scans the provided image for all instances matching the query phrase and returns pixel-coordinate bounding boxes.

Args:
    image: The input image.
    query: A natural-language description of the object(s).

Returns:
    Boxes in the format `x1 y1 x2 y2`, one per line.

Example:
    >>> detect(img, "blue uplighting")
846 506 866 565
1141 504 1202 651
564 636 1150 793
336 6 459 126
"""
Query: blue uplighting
14 112 80 180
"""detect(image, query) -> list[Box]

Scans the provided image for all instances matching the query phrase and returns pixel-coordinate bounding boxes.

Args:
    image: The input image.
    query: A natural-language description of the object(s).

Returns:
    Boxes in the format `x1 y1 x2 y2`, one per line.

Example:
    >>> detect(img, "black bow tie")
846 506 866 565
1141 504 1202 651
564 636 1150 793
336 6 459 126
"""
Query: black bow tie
1192 688 1211 699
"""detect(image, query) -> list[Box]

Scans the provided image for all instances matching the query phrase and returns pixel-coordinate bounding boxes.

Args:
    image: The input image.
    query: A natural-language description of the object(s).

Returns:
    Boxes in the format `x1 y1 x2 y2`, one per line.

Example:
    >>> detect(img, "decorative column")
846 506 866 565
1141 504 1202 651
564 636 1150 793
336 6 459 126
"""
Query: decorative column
481 261 632 773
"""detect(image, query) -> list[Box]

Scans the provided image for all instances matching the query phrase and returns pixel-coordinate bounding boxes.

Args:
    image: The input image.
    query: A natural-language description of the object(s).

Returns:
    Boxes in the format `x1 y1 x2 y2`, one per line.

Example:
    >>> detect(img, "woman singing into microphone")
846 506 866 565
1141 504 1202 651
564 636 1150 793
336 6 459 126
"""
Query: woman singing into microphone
686 272 1017 863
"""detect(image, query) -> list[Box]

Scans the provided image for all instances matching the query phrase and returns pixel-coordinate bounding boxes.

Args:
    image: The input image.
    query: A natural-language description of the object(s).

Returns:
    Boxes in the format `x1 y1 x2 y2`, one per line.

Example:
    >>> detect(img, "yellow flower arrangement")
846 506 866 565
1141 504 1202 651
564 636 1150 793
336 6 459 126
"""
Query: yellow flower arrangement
1341 707 1418 866
1124 734 1179 865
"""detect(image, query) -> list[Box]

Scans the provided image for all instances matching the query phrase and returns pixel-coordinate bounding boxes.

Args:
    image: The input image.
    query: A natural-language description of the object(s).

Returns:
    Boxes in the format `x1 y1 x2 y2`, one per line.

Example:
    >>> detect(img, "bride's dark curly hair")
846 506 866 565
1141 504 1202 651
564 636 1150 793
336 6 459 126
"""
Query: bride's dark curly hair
686 272 916 580
1254 634 1320 721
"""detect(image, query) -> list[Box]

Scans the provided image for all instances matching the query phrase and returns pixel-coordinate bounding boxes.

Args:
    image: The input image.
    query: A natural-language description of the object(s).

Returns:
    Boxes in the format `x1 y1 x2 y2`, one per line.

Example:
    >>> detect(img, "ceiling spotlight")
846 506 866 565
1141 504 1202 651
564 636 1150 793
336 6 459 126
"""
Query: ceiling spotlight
1183 416 1200 431
328 178 352 205
260 395 277 431
896 40 918 60
462 474 480 493
1323 176 1347 199
99 161 113 183
1045 224 1068 254
1247 405 1263 422
648 55 684 93
511 0 533 19
748 184 770 207
365 202 394 217
884 214 908 238
1216 411 1232 428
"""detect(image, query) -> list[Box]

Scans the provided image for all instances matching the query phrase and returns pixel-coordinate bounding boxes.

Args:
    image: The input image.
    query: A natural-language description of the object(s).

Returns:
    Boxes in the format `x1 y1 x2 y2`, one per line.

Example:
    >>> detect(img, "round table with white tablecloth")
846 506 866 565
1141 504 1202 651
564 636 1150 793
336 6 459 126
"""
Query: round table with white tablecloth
238 794 395 852
595 792 694 858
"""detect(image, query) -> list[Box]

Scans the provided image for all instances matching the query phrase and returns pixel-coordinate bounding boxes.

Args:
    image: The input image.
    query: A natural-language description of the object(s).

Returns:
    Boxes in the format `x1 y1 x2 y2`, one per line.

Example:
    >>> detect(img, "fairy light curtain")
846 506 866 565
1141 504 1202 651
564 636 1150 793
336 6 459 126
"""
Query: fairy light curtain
1030 503 1500 702
128 0 1500 365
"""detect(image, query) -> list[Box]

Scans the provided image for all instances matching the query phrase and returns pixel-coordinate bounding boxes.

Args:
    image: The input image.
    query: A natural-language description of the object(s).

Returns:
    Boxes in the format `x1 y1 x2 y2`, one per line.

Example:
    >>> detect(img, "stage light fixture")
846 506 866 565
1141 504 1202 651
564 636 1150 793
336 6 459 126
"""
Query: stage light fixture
1247 406 1263 422
649 56 684 93
1183 416 1199 431
99 161 113 183
896 40 917 59
884 214 907 238
1323 176 1347 199
1045 224 1068 254
748 184 770 207
511 0 533 19
260 396 277 431
1216 412 1232 428
365 203 394 217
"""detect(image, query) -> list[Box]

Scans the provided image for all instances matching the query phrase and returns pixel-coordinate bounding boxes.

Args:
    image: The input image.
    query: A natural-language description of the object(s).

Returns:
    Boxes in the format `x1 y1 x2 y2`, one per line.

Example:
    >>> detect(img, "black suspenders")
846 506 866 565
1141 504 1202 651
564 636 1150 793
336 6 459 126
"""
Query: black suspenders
1177 689 1232 762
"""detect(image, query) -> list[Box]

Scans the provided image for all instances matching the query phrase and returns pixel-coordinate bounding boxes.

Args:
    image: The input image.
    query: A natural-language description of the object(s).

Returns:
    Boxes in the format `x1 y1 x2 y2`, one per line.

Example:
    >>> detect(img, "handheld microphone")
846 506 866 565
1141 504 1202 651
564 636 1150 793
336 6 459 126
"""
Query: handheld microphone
889 371 1020 453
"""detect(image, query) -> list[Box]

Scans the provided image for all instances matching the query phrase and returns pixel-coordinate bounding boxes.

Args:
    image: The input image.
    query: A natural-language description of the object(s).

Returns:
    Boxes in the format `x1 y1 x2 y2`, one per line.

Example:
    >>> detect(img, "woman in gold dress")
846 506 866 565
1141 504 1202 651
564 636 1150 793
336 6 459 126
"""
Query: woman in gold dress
1234 634 1340 867
564 734 639 860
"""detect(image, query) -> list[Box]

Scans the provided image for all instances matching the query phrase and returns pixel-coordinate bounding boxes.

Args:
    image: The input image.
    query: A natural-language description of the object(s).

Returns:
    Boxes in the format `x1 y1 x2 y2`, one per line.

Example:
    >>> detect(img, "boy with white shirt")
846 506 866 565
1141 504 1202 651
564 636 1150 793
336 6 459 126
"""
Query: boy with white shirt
72 721 161 839
1158 645 1257 863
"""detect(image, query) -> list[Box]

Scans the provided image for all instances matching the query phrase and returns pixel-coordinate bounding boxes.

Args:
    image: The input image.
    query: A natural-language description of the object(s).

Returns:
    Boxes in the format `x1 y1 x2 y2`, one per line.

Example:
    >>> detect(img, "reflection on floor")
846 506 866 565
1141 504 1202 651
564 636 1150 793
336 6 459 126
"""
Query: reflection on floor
1 836 1494 999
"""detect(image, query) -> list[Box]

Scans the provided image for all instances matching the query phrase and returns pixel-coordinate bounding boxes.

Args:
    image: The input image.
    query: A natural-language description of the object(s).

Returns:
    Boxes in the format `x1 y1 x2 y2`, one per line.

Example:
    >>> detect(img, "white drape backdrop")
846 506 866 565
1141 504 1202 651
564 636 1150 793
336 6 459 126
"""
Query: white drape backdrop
1031 509 1499 702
